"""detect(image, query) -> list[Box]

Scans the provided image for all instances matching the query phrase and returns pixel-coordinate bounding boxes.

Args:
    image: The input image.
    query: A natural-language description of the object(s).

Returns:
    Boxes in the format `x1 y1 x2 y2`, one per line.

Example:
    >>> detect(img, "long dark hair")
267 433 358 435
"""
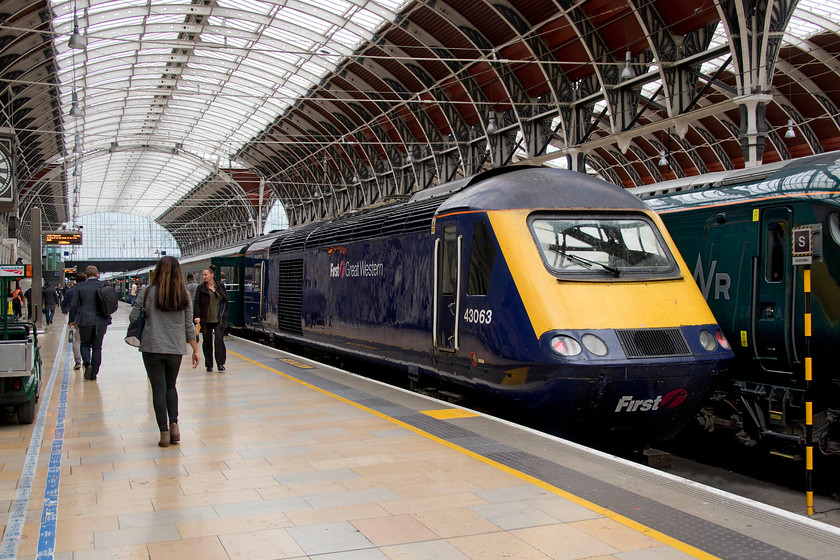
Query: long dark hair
150 256 190 312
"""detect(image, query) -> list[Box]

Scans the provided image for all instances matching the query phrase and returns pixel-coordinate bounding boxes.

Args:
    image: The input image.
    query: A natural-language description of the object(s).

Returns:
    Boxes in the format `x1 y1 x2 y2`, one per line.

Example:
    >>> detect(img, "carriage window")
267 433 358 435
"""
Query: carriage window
439 226 457 295
220 266 239 291
468 222 496 296
765 222 786 283
529 214 676 279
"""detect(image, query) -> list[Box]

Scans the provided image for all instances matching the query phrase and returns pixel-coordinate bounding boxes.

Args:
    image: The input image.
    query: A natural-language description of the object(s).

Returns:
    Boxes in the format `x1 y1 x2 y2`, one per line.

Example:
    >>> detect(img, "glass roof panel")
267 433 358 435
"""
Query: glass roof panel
54 0 829 232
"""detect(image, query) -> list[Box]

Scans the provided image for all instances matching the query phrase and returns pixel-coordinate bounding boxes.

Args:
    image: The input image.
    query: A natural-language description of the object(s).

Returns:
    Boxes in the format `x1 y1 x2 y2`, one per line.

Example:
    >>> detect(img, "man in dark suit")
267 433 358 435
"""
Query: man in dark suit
69 265 112 380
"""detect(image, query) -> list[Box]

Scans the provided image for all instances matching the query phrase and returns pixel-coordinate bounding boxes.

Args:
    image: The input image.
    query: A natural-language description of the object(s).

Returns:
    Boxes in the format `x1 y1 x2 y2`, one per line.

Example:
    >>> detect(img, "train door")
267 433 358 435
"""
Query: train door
754 207 795 373
243 261 264 325
213 256 243 328
434 224 462 358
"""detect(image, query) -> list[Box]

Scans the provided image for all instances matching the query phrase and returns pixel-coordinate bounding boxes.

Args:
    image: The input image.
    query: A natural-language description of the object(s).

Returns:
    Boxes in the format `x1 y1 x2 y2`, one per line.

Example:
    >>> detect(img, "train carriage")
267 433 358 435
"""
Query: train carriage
634 151 840 452
243 166 732 444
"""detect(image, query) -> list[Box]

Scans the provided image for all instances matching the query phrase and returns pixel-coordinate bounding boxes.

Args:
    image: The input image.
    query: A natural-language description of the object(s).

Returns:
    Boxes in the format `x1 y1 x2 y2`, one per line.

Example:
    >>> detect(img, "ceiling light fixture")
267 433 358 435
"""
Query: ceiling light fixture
486 111 498 133
785 118 796 139
68 8 86 50
620 50 635 80
657 148 668 167
69 91 82 117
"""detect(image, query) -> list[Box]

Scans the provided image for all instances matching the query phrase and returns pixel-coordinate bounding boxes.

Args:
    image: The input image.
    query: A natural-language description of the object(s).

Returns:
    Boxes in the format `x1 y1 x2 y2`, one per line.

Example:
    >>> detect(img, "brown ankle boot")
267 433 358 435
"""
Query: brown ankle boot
158 430 170 447
169 422 180 444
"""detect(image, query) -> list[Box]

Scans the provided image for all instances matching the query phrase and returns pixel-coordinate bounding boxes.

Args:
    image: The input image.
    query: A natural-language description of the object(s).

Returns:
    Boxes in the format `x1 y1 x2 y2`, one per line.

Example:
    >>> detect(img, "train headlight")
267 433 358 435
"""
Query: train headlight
581 334 608 356
698 329 717 351
715 329 730 350
551 335 582 357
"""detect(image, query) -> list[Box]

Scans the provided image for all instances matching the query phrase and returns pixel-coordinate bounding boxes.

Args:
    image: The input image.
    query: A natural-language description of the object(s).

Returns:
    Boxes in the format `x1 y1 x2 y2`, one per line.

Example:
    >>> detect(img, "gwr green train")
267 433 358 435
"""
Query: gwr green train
633 152 840 454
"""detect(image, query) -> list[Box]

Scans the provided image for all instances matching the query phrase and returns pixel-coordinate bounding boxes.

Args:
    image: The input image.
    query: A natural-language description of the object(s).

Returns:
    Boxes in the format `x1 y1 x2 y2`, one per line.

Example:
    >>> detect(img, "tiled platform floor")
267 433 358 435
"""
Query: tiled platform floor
2 306 839 560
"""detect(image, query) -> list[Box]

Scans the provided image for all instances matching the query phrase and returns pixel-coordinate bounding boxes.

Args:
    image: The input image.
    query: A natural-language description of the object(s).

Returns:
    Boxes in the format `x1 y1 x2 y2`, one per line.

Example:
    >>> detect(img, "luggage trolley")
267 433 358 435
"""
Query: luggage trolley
0 264 41 424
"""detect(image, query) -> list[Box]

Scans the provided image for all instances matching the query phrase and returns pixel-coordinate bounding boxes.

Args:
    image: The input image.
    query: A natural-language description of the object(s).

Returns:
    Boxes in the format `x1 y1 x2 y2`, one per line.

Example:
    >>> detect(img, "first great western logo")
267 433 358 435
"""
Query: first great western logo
330 259 385 278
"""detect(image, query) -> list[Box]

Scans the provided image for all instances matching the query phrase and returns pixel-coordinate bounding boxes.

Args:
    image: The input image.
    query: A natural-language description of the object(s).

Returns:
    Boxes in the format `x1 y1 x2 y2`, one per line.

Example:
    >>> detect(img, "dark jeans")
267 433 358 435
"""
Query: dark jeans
202 322 226 368
142 353 182 431
44 304 55 324
78 325 107 377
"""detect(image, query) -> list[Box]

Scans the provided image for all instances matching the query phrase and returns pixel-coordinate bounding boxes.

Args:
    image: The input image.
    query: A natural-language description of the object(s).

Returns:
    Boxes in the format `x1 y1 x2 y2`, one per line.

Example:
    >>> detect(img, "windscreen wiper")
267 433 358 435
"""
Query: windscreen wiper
548 245 621 277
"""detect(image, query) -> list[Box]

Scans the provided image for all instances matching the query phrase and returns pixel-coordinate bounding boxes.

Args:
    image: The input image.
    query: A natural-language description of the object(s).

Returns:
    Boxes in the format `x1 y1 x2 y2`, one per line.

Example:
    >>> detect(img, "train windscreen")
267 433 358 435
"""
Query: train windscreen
529 214 676 279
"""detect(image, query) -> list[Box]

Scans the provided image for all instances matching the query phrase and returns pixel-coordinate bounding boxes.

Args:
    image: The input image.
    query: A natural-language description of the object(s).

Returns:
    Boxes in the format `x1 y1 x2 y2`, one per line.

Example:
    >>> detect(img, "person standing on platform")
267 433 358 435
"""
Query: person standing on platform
69 265 111 380
62 272 86 370
185 273 198 304
42 283 58 325
10 282 23 319
193 264 228 372
130 256 199 447
129 282 138 305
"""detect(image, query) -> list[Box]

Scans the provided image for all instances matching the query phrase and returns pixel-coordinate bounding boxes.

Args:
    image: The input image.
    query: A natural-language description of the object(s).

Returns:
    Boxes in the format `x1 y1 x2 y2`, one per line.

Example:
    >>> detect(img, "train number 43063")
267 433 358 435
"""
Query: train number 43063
464 309 493 324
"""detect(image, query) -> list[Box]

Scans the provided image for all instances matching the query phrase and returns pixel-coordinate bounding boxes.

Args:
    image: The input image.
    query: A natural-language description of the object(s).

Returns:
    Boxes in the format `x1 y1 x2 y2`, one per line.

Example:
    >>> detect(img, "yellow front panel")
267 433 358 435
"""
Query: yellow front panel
488 209 718 338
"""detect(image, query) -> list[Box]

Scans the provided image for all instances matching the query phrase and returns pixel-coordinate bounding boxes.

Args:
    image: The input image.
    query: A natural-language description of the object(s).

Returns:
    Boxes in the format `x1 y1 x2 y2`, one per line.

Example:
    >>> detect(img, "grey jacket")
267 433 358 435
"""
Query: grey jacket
129 286 196 355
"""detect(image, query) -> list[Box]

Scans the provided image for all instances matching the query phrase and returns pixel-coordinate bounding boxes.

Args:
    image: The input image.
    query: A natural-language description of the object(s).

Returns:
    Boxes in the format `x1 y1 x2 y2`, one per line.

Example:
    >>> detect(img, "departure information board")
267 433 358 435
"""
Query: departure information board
43 231 83 245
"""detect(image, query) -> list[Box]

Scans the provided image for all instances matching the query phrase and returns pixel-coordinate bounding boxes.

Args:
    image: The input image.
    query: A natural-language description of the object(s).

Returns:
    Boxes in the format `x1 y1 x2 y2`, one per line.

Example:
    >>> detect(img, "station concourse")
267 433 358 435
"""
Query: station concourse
0 305 838 560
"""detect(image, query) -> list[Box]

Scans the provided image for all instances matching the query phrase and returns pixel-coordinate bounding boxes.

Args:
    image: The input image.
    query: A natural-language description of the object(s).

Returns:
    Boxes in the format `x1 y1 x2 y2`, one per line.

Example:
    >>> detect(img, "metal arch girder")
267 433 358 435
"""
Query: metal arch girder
629 146 664 184
555 4 624 133
469 3 560 161
765 129 792 161
635 0 707 117
718 0 798 95
673 135 708 175
696 126 735 171
605 147 643 185
588 152 623 187
642 141 684 180
388 14 492 170
774 59 832 152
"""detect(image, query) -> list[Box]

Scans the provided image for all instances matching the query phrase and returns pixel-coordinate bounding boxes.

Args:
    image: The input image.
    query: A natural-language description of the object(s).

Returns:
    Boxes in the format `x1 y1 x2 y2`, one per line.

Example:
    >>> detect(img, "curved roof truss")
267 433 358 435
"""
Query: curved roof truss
0 0 838 254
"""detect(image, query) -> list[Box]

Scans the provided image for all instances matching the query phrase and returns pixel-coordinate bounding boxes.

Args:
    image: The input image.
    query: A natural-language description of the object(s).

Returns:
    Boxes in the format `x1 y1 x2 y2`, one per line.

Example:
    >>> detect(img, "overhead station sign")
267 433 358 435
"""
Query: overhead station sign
43 230 83 245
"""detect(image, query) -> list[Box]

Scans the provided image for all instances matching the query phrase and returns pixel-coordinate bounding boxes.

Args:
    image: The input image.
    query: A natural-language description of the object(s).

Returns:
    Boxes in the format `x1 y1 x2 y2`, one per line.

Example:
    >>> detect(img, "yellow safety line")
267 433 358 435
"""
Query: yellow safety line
230 350 722 560
421 408 481 419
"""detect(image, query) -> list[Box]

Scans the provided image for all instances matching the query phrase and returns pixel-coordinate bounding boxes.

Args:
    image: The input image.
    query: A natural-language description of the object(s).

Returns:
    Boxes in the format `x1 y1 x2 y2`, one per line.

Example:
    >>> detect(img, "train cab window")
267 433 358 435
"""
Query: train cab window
440 226 457 295
529 214 676 279
468 222 496 296
764 222 786 283
220 266 239 291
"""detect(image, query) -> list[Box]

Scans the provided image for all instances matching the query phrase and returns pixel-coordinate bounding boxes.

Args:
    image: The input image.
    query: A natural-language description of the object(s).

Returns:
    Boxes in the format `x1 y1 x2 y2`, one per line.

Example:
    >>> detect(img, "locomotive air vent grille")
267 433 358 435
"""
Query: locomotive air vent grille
615 328 691 358
277 259 304 335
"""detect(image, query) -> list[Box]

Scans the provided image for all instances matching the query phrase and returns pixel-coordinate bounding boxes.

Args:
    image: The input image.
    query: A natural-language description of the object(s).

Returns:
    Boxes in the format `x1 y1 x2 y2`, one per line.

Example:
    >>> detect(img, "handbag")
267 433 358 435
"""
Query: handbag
125 309 145 347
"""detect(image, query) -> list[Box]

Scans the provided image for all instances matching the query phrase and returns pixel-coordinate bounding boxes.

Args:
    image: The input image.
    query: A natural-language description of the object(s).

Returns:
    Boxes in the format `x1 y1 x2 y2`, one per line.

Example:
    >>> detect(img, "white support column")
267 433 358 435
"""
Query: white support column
735 93 773 168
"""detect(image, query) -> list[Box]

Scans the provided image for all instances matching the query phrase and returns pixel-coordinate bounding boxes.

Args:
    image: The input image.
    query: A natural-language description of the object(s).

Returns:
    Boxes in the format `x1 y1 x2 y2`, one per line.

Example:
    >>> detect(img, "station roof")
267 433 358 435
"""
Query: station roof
1 0 839 254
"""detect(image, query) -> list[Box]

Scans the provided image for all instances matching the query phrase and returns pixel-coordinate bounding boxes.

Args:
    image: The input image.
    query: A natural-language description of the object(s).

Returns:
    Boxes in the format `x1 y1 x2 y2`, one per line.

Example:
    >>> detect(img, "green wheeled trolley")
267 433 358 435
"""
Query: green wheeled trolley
0 264 41 424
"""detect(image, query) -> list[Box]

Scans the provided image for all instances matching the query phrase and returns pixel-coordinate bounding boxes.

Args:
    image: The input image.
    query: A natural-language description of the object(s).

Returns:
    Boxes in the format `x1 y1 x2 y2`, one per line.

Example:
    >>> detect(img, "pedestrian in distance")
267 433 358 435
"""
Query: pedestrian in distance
185 273 198 304
62 272 86 370
42 282 59 325
193 264 228 372
68 265 112 380
130 256 200 447
10 282 23 319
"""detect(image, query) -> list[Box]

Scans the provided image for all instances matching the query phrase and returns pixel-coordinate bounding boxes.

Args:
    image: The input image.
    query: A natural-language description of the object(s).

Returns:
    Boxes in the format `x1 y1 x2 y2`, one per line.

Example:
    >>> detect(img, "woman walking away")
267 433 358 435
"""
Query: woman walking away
193 264 228 372
130 256 200 447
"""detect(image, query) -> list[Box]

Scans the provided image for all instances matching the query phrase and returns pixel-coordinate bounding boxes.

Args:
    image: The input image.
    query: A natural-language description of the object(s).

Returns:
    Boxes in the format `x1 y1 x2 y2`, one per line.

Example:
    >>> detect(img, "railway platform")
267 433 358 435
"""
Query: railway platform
2 305 840 560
